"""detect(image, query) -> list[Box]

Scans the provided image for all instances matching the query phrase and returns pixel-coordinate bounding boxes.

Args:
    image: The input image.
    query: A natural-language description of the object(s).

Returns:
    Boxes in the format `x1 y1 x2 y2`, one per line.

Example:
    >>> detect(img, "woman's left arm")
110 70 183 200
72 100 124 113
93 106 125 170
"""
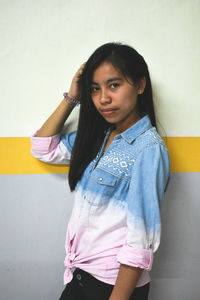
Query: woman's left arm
110 143 170 299
109 264 142 300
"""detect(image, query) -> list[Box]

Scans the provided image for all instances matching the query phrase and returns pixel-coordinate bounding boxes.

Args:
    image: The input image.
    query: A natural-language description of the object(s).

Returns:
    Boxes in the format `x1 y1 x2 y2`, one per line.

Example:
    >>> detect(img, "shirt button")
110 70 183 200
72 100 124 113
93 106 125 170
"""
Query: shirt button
99 177 103 181
76 273 82 280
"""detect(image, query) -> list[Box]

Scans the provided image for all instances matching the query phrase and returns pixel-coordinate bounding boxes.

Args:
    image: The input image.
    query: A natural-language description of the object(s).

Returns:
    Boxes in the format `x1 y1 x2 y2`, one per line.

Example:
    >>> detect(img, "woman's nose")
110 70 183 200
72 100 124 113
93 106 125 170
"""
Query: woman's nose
100 90 111 104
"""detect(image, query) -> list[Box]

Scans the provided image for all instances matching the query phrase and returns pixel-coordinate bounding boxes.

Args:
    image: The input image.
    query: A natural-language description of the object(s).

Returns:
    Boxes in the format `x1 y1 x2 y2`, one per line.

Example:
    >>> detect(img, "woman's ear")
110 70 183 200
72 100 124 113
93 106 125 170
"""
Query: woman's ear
138 77 146 94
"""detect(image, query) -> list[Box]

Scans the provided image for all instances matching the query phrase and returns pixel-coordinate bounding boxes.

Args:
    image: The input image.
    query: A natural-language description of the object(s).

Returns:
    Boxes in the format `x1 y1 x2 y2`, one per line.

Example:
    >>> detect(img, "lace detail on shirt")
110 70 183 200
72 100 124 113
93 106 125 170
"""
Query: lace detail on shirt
98 149 135 179
94 128 164 181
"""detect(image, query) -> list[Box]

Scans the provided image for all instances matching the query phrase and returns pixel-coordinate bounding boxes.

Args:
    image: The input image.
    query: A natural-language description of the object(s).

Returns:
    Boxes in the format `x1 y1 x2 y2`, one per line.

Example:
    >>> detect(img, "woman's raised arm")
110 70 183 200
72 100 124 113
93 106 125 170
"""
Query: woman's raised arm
36 63 85 137
36 99 75 137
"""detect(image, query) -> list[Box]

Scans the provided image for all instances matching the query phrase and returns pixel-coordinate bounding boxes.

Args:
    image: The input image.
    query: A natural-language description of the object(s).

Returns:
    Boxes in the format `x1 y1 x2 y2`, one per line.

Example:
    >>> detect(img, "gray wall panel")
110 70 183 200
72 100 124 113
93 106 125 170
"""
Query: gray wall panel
150 173 200 300
0 174 74 300
0 173 199 300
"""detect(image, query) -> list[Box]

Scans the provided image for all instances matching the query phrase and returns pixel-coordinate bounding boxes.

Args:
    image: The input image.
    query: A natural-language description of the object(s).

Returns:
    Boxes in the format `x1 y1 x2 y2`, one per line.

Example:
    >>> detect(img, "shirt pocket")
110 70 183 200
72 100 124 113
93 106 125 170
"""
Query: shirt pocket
87 168 118 206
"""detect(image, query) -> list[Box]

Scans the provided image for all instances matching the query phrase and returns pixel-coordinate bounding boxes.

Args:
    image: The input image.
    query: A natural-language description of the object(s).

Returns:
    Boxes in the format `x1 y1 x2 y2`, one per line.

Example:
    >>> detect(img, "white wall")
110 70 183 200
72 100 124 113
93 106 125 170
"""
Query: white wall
0 0 200 137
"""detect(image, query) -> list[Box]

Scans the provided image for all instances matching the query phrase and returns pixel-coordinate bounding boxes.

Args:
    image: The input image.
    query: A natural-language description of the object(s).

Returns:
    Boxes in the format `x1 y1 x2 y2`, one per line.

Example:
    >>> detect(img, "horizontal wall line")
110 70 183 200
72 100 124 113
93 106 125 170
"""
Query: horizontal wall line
0 137 200 174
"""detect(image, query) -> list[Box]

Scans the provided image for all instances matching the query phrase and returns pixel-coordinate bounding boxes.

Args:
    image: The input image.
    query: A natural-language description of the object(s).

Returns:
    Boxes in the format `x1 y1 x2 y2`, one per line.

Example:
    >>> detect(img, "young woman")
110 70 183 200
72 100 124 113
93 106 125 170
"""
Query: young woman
31 43 170 300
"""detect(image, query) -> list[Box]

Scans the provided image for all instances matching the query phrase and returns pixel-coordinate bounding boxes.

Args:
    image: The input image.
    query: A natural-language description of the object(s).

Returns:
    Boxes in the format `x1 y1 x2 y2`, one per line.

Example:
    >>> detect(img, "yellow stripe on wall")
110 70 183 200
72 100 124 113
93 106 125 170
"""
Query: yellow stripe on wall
0 138 69 175
0 137 200 174
163 137 200 172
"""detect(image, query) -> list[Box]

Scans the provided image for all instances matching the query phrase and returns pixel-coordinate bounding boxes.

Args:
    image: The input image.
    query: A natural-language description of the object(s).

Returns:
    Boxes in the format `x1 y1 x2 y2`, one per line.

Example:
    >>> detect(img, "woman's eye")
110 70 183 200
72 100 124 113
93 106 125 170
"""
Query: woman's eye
91 86 99 92
110 83 119 89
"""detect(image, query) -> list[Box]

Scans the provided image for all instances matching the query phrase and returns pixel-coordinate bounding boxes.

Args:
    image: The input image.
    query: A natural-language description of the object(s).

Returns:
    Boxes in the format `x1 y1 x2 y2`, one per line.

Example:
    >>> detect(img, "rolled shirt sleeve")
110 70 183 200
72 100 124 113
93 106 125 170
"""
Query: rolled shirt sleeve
30 130 76 164
117 143 170 270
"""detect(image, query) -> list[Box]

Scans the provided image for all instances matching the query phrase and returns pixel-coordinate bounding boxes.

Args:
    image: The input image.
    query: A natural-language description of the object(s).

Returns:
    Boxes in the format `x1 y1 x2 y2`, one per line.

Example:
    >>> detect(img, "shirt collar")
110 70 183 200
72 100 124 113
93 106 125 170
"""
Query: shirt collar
115 115 153 144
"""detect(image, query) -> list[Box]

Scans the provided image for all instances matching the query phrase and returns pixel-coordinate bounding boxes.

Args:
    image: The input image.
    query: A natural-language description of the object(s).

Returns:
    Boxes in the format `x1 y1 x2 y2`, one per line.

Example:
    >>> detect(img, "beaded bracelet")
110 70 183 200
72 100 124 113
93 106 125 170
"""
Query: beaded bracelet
63 92 80 106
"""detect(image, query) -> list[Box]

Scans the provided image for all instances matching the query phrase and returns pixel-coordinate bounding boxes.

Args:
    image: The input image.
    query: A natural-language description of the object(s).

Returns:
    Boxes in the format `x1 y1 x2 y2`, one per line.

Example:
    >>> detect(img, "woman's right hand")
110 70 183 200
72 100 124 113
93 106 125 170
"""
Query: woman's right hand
68 63 86 100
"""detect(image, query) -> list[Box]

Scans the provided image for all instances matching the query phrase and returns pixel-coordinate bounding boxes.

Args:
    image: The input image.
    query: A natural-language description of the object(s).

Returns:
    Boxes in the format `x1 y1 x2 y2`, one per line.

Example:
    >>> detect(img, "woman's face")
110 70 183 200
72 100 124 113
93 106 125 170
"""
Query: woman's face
91 61 145 133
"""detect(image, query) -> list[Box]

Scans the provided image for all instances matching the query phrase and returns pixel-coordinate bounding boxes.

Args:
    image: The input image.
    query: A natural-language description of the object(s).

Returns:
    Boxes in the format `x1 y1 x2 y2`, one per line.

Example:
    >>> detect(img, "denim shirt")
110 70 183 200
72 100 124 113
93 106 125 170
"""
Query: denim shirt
30 115 170 287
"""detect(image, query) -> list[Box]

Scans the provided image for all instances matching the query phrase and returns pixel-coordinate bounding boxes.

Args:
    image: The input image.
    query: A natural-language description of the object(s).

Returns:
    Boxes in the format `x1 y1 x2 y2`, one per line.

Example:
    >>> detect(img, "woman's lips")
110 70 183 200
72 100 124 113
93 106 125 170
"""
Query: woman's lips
100 108 118 115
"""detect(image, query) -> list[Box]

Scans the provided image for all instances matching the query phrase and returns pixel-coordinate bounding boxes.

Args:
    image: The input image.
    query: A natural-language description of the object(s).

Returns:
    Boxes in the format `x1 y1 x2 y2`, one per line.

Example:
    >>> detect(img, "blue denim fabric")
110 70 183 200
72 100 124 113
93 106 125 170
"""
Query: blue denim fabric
62 115 170 238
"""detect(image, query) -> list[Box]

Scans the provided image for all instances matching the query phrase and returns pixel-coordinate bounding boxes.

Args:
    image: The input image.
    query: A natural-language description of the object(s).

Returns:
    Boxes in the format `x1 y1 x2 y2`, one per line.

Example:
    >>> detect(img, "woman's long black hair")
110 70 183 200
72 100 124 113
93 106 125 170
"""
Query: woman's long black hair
68 42 156 191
